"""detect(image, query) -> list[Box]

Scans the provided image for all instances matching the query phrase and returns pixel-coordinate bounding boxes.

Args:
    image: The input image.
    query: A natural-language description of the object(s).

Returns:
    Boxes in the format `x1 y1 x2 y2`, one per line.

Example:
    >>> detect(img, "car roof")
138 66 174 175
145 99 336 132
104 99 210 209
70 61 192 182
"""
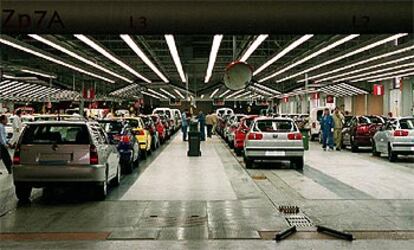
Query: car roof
256 116 293 121
25 121 90 125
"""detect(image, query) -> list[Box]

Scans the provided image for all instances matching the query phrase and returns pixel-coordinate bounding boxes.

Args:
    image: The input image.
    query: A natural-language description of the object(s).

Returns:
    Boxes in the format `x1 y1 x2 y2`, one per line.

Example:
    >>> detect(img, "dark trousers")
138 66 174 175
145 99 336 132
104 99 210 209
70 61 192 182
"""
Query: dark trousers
322 130 334 149
206 124 213 138
182 125 188 141
0 144 12 174
200 123 206 141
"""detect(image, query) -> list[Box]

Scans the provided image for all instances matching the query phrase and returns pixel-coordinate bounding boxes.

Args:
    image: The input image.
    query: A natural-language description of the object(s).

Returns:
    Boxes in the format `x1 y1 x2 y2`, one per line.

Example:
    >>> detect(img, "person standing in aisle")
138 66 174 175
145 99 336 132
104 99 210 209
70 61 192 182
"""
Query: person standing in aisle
211 112 218 135
321 108 334 151
205 111 214 138
0 115 12 174
181 109 189 141
333 107 344 151
10 109 22 147
197 111 206 141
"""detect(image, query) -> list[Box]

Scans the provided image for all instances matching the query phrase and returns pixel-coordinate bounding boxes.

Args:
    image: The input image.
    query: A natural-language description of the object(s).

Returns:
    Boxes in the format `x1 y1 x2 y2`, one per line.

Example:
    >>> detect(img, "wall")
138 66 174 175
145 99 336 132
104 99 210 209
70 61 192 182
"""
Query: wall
354 95 366 115
367 95 383 115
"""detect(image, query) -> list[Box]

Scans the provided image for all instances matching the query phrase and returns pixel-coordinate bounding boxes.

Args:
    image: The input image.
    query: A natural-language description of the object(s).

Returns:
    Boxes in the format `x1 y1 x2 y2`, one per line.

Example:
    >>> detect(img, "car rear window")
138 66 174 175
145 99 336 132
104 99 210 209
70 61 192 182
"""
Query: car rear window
400 119 414 130
21 124 90 144
256 120 295 132
360 116 384 124
98 121 125 134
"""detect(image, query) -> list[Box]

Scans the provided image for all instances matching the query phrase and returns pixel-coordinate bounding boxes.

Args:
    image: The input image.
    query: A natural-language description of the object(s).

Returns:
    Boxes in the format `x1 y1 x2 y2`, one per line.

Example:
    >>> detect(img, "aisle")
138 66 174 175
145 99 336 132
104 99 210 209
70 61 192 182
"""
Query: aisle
121 133 237 200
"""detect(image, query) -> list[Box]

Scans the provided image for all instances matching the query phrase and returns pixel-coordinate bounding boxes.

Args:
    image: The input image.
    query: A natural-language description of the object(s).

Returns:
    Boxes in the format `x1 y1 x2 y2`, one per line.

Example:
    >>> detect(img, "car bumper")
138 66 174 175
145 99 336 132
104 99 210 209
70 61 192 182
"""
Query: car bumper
245 147 304 158
355 136 372 146
119 150 133 162
13 164 106 185
391 143 414 154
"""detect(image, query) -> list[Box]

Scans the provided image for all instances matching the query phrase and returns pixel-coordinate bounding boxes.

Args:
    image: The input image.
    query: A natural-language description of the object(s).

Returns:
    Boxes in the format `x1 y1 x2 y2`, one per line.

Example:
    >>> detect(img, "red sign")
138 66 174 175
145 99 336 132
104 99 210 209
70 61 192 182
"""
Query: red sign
311 92 320 100
326 95 334 103
373 84 384 96
82 87 95 99
283 96 289 103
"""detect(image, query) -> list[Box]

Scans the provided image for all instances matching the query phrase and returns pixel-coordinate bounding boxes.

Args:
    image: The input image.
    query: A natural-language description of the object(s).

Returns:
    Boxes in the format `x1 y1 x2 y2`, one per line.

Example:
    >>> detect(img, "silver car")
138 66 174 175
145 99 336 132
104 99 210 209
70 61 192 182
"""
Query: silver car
372 117 414 162
243 117 305 169
12 121 120 201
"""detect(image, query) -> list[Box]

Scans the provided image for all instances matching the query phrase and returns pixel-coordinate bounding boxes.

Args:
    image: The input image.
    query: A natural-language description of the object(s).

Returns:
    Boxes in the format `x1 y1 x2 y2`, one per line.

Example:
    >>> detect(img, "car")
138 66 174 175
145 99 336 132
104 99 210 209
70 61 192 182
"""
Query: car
233 115 259 156
33 114 85 122
159 114 172 140
309 107 333 141
98 119 140 174
150 114 167 144
6 114 35 140
140 115 160 150
372 117 414 162
342 115 385 152
153 108 176 133
123 117 152 159
243 117 305 169
225 114 247 148
217 114 232 137
216 108 234 118
12 121 121 201
172 109 182 130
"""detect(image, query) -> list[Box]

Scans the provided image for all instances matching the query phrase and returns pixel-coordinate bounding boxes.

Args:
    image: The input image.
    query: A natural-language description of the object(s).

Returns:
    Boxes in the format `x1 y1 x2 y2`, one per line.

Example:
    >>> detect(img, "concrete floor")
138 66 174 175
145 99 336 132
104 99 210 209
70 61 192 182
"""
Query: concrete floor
0 133 413 249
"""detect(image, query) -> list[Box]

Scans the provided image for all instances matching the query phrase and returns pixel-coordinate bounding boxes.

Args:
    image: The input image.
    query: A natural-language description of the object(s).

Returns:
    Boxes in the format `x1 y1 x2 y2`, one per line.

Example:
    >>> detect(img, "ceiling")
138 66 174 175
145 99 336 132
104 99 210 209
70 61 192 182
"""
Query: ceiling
1 33 413 101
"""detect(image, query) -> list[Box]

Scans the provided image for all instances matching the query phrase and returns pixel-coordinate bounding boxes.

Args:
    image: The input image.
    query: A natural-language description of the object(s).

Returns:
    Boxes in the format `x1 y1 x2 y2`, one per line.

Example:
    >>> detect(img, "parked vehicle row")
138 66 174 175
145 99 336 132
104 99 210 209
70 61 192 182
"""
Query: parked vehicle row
11 113 179 202
216 112 304 169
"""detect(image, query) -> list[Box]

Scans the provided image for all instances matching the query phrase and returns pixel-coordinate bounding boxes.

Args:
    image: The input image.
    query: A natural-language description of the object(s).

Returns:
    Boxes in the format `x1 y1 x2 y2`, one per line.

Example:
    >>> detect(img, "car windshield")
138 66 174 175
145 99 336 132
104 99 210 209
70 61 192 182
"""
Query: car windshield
21 124 90 144
360 116 384 124
150 116 158 123
125 119 141 128
399 119 414 130
256 120 295 132
98 121 125 134
317 110 324 121
244 118 255 128
154 110 165 116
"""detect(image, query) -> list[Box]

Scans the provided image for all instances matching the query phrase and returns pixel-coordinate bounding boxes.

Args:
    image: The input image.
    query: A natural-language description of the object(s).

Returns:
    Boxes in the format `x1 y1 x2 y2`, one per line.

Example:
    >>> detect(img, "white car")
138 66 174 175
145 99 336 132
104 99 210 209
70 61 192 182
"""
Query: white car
372 117 414 162
172 109 182 129
153 108 176 132
309 107 333 141
216 108 234 118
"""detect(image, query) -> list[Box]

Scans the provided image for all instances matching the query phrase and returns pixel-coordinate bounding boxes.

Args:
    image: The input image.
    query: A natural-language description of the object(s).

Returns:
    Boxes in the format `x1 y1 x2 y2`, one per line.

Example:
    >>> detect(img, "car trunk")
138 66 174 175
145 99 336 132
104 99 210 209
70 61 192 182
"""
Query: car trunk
20 144 90 166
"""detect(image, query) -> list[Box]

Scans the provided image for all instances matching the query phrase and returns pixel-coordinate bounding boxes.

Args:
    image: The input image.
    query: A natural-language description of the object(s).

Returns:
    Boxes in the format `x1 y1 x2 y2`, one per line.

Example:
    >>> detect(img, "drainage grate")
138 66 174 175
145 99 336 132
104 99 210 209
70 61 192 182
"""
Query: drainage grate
285 215 313 228
278 205 299 214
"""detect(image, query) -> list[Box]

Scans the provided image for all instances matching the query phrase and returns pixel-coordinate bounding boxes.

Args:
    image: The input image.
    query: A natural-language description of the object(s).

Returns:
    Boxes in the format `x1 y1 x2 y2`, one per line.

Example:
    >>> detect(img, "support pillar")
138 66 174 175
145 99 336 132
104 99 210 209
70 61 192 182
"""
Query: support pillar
382 80 392 116
401 78 414 116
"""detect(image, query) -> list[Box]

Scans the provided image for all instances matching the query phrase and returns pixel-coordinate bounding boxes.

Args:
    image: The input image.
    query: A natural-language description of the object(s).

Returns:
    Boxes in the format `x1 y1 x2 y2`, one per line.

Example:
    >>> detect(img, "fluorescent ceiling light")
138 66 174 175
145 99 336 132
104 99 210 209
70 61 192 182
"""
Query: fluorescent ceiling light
147 89 168 99
75 34 150 83
367 72 414 82
0 37 114 83
174 89 185 99
226 89 245 98
300 44 414 83
200 94 204 99
277 34 407 82
28 34 132 83
314 55 414 83
235 91 252 99
253 83 281 94
159 88 176 98
205 35 223 83
142 91 160 99
240 34 268 62
259 34 359 83
219 89 231 98
21 69 56 79
120 35 169 83
351 67 414 82
332 62 414 82
165 35 186 83
254 35 313 76
209 88 220 98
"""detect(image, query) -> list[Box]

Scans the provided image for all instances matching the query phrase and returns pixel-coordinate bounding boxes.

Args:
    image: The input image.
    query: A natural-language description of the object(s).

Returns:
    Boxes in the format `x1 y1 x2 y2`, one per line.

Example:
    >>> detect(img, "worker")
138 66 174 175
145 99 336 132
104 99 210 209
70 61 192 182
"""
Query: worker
321 108 334 151
0 115 12 174
211 112 218 135
10 109 22 147
333 107 344 151
197 111 206 141
181 109 189 141
205 111 214 138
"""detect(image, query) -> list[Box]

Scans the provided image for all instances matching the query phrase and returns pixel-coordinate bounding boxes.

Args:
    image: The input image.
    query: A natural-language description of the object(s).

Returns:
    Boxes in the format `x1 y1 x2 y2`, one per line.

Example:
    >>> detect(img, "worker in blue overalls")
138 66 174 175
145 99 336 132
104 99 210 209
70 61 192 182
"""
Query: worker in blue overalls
320 108 334 151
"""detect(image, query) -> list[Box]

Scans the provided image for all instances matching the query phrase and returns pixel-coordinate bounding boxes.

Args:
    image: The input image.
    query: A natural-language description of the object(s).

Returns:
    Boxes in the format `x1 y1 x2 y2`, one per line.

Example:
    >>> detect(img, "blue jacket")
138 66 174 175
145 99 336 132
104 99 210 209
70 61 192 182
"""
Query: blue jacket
321 115 334 133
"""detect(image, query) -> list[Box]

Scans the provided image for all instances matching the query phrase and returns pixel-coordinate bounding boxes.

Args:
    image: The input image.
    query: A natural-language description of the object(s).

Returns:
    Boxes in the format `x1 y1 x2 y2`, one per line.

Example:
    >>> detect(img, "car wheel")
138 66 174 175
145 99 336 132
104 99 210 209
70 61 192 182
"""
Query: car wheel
372 141 380 157
229 141 234 149
141 150 148 160
94 178 107 201
111 163 121 186
123 158 134 174
388 145 397 162
350 137 358 152
244 156 254 169
234 148 242 156
290 157 304 170
15 184 32 201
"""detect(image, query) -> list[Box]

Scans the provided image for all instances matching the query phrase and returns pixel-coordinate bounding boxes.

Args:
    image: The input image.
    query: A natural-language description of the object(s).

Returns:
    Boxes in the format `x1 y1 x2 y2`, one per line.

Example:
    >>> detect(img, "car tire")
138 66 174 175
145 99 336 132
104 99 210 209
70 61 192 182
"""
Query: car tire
15 184 32 201
350 137 358 152
244 156 254 169
94 176 108 201
111 163 121 186
229 142 234 149
388 145 397 162
372 141 381 157
141 150 148 160
234 148 242 156
123 159 134 174
291 157 304 170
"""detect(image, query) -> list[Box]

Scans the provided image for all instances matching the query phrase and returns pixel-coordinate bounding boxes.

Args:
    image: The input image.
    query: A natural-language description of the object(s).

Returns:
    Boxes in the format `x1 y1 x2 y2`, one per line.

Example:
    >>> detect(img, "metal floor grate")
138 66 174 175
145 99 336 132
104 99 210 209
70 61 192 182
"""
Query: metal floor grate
285 215 313 228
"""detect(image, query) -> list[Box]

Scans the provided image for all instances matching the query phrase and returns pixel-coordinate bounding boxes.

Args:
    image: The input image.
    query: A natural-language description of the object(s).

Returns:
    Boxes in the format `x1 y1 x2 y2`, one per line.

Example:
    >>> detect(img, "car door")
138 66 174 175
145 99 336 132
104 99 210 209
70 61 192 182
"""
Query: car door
374 125 386 153
99 126 119 179
342 117 355 146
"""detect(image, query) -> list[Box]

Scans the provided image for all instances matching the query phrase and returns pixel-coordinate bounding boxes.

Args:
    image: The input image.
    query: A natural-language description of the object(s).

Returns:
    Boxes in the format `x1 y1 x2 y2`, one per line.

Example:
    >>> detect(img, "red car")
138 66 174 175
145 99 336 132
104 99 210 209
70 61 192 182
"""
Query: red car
233 115 259 156
159 114 171 140
150 114 167 144
342 115 385 152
